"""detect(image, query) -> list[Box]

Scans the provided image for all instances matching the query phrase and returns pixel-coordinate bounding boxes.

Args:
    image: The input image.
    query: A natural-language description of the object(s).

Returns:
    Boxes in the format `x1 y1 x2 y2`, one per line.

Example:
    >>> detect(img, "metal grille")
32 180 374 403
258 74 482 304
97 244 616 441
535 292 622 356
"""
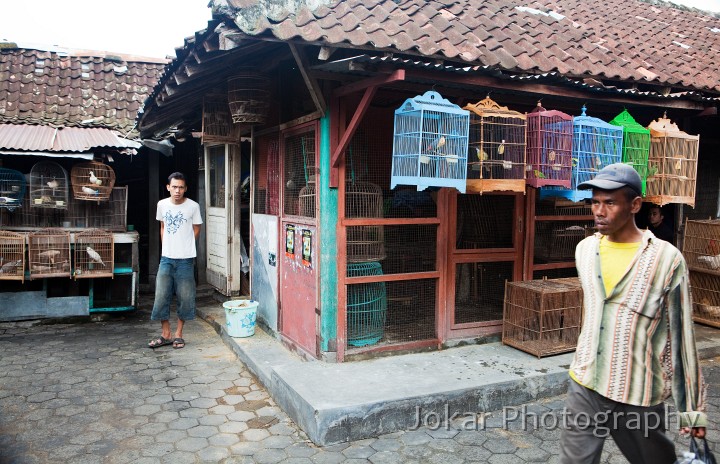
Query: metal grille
455 261 513 324
29 161 69 210
456 195 514 249
253 134 280 215
73 229 113 279
346 225 436 274
28 228 71 279
526 104 573 188
534 221 594 263
0 230 25 282
283 130 316 217
503 277 583 358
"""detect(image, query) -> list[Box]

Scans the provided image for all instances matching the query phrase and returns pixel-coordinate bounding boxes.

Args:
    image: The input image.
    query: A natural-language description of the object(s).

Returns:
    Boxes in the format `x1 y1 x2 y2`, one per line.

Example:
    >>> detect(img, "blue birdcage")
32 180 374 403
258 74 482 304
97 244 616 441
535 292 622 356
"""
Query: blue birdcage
0 168 26 212
347 262 387 347
391 90 469 193
541 106 623 202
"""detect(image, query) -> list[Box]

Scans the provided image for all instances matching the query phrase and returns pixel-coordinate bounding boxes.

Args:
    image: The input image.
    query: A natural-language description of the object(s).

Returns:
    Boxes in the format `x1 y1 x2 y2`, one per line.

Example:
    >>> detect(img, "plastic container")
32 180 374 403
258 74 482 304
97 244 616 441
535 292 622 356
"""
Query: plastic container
223 299 259 337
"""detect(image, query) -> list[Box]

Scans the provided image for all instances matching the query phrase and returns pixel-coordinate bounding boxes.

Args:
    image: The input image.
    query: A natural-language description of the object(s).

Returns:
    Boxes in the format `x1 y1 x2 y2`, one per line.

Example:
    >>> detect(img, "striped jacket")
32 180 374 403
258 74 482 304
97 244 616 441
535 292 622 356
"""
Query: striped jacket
571 230 707 428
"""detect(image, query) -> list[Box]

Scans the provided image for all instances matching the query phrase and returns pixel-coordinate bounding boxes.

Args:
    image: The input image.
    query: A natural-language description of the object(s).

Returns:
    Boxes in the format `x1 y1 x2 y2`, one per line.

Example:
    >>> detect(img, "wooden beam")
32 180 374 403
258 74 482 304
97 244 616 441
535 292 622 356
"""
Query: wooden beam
289 43 327 116
318 46 337 61
333 69 406 97
331 85 376 168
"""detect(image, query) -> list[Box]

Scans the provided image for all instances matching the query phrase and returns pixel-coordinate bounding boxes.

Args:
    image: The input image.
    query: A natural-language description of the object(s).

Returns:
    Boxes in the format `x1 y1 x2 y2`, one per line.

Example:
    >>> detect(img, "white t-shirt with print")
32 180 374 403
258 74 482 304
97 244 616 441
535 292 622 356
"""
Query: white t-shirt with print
156 197 203 259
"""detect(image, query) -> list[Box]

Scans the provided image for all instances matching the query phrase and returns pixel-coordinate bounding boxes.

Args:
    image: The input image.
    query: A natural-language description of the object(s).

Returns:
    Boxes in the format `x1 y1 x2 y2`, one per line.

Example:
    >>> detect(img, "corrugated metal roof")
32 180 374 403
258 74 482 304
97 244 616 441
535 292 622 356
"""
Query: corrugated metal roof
0 124 141 152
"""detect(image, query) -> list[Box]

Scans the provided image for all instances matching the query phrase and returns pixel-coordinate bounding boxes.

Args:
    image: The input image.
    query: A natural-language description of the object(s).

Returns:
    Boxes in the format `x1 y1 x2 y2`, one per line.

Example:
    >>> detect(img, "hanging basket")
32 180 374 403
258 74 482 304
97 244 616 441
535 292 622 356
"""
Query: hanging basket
29 161 69 209
0 168 27 211
227 71 270 124
70 161 116 201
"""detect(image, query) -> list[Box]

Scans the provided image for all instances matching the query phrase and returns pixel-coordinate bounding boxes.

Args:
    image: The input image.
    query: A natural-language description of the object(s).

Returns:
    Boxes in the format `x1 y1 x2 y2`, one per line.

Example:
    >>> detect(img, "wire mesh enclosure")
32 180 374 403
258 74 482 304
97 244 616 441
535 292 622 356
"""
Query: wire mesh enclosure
503 277 583 358
540 106 623 202
682 219 720 270
464 97 527 193
28 228 71 279
346 182 385 263
73 229 114 279
391 90 469 193
534 223 590 262
29 161 69 209
0 230 26 282
609 109 650 195
0 168 26 212
456 194 514 249
526 102 573 189
455 261 513 324
645 115 699 207
228 71 270 124
70 161 116 202
284 130 316 217
689 271 720 328
347 262 387 347
202 95 237 144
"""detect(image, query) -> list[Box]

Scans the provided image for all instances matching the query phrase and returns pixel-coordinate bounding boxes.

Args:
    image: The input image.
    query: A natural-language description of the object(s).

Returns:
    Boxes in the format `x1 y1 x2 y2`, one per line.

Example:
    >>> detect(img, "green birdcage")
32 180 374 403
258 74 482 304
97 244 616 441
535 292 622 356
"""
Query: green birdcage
609 109 650 195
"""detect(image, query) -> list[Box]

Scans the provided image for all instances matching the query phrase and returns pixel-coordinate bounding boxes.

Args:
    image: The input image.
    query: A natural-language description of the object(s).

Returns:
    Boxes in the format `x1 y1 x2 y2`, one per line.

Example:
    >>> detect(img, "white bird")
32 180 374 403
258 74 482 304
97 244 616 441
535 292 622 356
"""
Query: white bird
89 171 99 184
698 254 720 270
38 249 60 263
0 259 21 274
86 247 105 267
47 179 59 189
95 179 103 186
0 196 19 204
82 186 98 195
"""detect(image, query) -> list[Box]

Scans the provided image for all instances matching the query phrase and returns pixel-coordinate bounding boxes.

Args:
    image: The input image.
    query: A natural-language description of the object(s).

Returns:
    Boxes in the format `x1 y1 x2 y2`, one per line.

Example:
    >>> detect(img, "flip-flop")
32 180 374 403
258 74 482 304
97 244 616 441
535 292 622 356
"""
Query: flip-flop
148 336 173 348
173 338 185 349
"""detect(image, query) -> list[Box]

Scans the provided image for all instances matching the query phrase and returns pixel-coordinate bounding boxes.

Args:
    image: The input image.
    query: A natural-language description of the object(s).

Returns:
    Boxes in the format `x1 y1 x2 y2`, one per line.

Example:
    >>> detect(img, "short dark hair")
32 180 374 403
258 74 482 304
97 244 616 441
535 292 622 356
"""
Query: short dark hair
618 185 640 203
167 172 186 184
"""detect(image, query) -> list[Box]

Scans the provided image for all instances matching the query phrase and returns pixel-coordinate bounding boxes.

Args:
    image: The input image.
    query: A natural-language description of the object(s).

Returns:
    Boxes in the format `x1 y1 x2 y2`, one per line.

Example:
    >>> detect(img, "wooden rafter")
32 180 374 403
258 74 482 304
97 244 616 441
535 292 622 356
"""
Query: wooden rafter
289 43 327 115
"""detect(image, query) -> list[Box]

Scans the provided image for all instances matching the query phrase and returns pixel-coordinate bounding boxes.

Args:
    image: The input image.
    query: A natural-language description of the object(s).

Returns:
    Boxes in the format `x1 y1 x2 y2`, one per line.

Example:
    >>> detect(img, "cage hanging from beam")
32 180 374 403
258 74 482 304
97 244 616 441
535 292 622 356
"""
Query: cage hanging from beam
28 228 71 279
0 168 27 212
70 161 116 202
227 70 271 125
29 161 69 209
526 102 573 189
609 109 650 195
0 231 26 282
74 228 114 279
347 262 387 347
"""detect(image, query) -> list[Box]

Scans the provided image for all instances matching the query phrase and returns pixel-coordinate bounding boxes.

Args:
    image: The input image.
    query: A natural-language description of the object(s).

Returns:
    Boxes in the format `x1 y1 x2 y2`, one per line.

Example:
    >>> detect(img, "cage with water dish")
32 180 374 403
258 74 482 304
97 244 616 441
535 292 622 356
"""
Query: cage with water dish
0 231 26 282
73 228 114 279
682 219 720 328
0 168 27 212
28 228 71 279
70 161 116 202
29 161 69 209
609 109 650 195
526 102 573 189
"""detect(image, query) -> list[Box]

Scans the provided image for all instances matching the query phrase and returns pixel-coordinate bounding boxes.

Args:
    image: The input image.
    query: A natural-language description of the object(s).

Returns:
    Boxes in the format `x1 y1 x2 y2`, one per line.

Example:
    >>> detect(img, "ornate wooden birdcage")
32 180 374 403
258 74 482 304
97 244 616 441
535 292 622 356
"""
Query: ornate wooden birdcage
391 90 469 193
73 228 114 279
0 168 27 212
202 95 238 144
28 228 71 279
227 70 270 124
540 106 623 202
70 161 116 202
464 96 527 193
0 231 26 282
526 102 573 189
645 114 699 207
29 161 69 209
682 219 720 327
609 109 650 195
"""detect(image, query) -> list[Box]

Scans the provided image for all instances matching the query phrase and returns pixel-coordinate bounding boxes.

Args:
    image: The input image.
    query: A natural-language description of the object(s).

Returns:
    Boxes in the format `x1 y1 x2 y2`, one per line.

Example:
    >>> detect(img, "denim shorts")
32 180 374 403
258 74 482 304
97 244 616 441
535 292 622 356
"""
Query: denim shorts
151 257 196 321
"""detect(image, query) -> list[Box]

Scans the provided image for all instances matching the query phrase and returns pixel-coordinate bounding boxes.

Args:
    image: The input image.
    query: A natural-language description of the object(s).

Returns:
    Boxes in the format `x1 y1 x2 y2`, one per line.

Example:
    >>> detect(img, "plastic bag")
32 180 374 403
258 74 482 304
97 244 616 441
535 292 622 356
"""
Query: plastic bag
676 438 717 464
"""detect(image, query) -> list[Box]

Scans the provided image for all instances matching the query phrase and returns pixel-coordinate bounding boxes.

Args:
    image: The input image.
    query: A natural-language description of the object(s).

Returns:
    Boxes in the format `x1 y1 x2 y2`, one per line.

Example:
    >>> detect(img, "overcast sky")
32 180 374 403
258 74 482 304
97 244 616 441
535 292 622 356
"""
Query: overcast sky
0 0 718 59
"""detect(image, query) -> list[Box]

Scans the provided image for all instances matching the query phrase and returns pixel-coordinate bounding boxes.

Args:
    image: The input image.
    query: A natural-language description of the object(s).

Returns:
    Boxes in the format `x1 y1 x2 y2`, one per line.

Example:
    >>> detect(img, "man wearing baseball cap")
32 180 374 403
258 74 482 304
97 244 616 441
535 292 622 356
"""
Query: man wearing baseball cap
559 163 707 463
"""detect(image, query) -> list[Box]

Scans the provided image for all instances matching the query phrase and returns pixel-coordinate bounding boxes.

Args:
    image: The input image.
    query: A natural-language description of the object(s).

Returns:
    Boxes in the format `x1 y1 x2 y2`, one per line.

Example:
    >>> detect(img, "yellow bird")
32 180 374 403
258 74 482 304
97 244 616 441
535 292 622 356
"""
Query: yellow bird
475 147 489 161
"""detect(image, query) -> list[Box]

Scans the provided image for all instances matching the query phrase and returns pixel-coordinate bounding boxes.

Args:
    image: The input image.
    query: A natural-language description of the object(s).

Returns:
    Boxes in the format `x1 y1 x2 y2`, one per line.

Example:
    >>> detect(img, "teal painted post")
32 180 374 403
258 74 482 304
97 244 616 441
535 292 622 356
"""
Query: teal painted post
319 113 338 352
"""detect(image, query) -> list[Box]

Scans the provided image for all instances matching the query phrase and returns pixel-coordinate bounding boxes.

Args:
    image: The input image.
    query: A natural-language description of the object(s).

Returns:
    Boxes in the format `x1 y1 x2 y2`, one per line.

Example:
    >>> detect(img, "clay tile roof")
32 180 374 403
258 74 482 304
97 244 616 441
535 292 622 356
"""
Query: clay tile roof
0 44 168 133
217 0 720 93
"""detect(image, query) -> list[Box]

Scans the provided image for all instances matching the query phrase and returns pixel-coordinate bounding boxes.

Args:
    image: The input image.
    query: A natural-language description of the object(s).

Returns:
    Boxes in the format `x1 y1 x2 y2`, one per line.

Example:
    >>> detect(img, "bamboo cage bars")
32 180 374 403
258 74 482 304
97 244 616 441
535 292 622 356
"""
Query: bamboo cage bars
73 229 114 279
28 228 71 279
0 230 26 282
682 219 720 327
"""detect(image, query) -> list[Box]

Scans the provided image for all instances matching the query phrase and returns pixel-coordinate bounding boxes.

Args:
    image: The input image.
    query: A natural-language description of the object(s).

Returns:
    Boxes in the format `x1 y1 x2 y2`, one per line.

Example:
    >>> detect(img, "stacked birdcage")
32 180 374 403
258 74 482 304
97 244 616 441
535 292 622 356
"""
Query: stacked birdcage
609 109 651 195
503 277 583 358
347 262 388 347
29 161 69 209
0 231 26 282
645 114 699 207
391 90 469 193
464 97 527 193
73 229 114 279
70 161 116 202
202 95 237 144
227 70 271 124
682 219 720 327
526 102 573 188
540 106 624 202
28 228 71 279
0 168 26 212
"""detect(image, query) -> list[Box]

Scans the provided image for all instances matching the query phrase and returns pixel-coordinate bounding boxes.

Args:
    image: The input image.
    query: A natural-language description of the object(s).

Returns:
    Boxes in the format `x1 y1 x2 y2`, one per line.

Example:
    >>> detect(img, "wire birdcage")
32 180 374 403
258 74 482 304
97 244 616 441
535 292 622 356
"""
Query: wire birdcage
347 262 387 347
28 228 71 279
73 228 114 279
609 109 650 195
228 70 270 124
0 168 27 212
645 114 699 207
0 231 26 282
29 161 69 209
346 181 386 263
540 106 623 202
391 90 469 193
70 161 116 202
503 277 583 358
464 96 527 193
526 102 573 188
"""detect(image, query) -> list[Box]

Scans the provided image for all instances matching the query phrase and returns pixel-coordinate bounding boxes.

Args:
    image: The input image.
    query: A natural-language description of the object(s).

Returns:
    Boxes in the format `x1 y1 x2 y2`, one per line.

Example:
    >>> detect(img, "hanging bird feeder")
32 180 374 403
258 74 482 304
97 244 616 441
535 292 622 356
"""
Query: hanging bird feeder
391 90 469 193
609 109 651 195
526 102 573 189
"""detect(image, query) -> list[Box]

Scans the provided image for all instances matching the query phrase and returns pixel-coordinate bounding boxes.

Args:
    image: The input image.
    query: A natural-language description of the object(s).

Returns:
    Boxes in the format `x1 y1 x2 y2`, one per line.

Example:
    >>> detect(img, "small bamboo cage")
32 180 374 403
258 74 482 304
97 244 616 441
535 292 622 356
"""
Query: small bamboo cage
28 228 71 279
645 114 699 207
464 96 527 193
347 262 388 347
682 219 720 327
29 161 69 209
0 168 27 211
391 90 470 193
202 95 238 144
70 161 116 201
503 277 583 358
609 109 651 195
227 70 271 124
73 229 114 279
689 271 720 328
526 102 573 188
0 231 26 282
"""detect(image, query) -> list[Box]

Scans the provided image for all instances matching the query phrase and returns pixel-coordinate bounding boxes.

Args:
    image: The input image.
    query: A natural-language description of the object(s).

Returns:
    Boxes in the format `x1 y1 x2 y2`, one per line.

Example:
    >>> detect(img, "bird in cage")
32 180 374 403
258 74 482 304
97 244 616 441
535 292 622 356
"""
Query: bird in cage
82 186 99 195
38 249 60 264
0 259 21 274
698 254 720 270
427 135 446 154
86 246 105 266
89 171 99 184
47 178 59 189
475 147 489 161
0 196 19 204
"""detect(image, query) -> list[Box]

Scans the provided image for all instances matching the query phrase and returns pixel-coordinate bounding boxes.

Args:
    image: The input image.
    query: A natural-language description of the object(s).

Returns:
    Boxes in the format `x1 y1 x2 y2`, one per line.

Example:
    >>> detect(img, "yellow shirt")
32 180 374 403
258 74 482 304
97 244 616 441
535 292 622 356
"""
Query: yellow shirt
599 236 641 296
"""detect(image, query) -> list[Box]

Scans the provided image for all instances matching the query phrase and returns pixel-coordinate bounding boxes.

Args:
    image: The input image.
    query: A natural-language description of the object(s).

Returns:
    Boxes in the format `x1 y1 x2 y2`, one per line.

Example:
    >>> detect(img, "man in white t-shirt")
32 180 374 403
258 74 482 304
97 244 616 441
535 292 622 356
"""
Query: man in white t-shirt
148 172 203 349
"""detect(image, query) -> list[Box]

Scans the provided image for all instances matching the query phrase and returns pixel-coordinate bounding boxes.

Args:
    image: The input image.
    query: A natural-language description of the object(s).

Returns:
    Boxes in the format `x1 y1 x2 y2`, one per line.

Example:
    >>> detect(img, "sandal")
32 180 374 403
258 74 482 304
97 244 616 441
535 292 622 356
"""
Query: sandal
148 336 173 348
172 338 185 349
